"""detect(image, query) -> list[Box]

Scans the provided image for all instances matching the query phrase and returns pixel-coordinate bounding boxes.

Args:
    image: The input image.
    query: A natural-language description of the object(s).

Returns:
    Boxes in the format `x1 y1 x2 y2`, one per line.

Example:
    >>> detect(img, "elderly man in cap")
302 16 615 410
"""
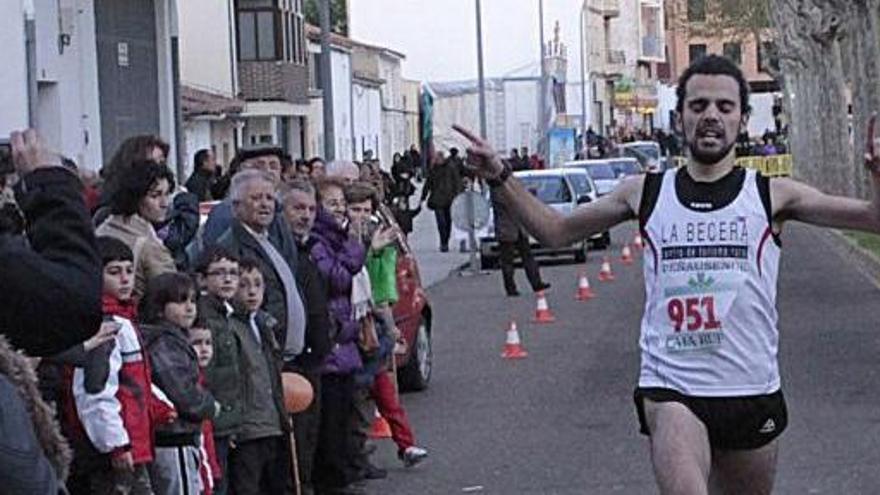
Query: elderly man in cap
200 146 298 260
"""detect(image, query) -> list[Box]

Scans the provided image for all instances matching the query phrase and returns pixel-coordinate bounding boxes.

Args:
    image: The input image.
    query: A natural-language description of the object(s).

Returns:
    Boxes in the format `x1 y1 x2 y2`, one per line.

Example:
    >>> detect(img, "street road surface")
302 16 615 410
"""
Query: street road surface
367 223 880 494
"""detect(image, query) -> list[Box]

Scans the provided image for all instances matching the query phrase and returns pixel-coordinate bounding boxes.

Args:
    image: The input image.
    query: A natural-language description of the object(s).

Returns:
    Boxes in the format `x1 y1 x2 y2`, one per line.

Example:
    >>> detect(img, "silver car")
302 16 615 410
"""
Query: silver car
479 168 608 270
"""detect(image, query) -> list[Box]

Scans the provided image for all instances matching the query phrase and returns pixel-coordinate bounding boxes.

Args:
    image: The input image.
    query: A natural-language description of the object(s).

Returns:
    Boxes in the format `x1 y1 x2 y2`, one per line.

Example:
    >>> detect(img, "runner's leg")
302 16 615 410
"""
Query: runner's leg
707 441 778 495
644 399 711 495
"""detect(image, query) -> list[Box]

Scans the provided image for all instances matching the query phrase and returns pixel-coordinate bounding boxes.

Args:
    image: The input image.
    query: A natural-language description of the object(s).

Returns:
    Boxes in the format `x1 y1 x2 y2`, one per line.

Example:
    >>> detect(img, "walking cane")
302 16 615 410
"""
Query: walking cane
282 373 314 495
288 416 302 495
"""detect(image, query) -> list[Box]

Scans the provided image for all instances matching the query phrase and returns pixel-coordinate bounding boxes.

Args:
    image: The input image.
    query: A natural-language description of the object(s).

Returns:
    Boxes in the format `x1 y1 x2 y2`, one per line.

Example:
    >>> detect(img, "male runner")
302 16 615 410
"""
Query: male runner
454 54 880 495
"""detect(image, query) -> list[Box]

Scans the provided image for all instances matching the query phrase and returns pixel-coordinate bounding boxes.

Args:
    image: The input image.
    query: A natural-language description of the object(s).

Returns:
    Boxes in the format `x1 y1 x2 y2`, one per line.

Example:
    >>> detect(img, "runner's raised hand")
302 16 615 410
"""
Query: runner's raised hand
452 125 505 180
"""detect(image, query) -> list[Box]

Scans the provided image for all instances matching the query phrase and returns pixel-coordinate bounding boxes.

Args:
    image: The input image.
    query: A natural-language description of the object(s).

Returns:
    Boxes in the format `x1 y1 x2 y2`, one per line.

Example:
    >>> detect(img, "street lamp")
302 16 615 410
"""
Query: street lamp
579 1 588 153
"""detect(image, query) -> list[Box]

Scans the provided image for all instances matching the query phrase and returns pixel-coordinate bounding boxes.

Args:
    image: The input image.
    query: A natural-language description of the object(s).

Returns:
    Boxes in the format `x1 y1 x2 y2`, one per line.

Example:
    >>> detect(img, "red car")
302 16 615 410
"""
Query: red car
197 202 433 392
390 232 433 392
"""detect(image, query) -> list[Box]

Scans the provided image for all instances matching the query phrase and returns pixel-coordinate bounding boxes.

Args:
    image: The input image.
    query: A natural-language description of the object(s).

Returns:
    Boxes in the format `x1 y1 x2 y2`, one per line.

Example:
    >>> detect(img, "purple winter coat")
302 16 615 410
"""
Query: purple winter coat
309 208 366 375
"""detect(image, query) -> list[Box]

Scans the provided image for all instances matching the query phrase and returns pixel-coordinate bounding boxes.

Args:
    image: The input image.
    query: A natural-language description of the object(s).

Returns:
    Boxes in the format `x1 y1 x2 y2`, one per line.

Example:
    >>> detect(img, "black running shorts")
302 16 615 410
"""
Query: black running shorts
633 387 788 450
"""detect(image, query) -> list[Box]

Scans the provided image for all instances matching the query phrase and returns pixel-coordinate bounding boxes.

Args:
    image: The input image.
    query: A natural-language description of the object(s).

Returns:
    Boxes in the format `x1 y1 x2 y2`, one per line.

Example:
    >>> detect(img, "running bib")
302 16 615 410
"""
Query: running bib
658 270 743 353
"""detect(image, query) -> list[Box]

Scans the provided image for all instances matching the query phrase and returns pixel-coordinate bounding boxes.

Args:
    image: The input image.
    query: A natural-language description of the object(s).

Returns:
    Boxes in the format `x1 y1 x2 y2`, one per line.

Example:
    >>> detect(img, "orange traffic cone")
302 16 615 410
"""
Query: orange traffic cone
633 232 644 250
621 244 634 265
501 321 528 359
598 257 616 282
369 410 392 439
575 270 596 300
533 291 556 323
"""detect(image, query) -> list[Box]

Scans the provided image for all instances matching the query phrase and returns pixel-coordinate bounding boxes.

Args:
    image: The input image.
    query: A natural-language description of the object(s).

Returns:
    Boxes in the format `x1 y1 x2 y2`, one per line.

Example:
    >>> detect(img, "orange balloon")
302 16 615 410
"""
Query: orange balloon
281 372 314 413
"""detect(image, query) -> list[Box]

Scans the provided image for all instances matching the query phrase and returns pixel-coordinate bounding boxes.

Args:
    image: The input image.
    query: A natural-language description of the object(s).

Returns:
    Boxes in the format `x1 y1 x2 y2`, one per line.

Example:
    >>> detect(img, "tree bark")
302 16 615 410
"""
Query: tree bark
845 0 880 199
771 0 854 196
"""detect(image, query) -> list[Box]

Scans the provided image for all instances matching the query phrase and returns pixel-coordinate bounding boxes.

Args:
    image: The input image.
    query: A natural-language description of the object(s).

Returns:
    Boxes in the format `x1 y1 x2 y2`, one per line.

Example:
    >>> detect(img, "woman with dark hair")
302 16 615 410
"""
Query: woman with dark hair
96 135 200 272
96 160 177 300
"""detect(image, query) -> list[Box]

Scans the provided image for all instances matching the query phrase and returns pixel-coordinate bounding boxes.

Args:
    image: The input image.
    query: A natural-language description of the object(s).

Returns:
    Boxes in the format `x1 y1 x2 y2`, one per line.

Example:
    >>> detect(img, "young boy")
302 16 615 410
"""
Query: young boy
195 245 247 495
66 236 176 494
188 323 222 495
230 257 293 493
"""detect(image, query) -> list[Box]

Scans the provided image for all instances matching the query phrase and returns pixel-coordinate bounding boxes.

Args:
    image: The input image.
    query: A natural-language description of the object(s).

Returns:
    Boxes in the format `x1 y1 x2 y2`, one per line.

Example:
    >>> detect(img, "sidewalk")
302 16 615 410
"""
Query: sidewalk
406 185 470 288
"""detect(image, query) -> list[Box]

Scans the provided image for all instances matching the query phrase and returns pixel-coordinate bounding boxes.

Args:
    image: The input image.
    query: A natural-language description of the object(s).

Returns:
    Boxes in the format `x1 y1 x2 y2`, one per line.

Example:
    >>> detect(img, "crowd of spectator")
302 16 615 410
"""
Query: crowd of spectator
0 129 428 495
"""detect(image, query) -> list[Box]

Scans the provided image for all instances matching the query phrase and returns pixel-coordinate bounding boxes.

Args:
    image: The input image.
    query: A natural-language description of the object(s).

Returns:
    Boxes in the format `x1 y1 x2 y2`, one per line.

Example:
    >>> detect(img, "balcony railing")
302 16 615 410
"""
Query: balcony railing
641 35 664 60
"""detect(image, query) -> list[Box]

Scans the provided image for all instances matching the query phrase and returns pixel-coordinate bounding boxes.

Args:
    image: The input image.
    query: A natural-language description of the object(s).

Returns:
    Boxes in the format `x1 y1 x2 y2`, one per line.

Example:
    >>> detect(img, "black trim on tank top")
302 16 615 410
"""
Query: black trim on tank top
756 172 782 247
675 166 745 212
638 172 664 229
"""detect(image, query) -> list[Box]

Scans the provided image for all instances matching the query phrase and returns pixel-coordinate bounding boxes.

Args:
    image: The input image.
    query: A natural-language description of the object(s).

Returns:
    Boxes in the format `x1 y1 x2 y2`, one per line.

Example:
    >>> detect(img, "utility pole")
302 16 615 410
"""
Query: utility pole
466 0 487 274
538 0 547 162
579 1 588 154
476 0 488 140
319 0 335 160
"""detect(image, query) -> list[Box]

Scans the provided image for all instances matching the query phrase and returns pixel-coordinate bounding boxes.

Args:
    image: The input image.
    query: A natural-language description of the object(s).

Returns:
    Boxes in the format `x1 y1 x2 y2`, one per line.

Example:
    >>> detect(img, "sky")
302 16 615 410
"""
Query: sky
349 0 585 83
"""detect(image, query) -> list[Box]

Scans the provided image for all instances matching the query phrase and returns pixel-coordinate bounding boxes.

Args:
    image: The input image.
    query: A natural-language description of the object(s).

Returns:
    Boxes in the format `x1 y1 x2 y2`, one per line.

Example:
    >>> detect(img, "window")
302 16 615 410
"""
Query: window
689 44 707 64
759 41 779 74
237 9 277 61
310 52 323 90
687 0 706 22
723 42 742 66
236 0 305 64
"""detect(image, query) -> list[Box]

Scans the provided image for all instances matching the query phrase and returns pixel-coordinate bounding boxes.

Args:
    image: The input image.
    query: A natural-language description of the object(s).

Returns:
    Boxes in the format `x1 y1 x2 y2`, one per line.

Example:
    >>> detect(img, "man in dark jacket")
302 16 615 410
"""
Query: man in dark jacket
0 129 103 494
281 179 334 494
420 149 462 252
491 163 549 296
185 149 219 202
215 170 306 365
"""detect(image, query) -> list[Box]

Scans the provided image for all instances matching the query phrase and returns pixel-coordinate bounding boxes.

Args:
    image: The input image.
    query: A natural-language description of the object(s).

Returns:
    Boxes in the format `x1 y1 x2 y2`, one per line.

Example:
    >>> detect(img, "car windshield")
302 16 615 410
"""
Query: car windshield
584 163 617 180
610 160 641 176
567 173 593 196
520 176 573 204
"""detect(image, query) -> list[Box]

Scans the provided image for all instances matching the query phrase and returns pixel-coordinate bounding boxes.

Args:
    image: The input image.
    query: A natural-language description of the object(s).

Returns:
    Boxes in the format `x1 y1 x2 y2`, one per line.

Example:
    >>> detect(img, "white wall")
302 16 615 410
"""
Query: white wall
178 0 236 96
331 49 353 160
503 79 539 152
1 0 103 169
0 2 29 135
352 83 381 162
183 120 211 176
748 93 776 137
155 0 179 172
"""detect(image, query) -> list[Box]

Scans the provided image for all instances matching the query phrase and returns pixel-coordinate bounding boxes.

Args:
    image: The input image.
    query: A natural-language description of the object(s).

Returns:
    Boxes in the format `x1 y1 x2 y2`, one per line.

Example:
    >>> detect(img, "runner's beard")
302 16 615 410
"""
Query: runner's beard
687 137 736 166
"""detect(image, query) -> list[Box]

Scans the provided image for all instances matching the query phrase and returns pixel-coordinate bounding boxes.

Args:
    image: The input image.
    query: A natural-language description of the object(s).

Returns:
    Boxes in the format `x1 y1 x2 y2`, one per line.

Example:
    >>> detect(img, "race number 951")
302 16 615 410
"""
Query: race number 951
667 296 722 332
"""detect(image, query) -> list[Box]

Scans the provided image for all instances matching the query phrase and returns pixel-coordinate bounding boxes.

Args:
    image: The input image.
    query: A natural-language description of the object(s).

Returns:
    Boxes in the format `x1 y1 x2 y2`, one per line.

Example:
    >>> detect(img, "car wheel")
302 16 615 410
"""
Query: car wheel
574 246 586 263
596 232 611 249
480 254 499 270
399 312 432 392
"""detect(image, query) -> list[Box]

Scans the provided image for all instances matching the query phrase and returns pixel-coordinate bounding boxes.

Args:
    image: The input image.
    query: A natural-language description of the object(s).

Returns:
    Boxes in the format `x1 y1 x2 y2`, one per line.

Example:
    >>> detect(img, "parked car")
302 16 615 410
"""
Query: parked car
196 201 434 392
618 140 662 171
479 168 608 270
608 156 644 177
564 159 620 197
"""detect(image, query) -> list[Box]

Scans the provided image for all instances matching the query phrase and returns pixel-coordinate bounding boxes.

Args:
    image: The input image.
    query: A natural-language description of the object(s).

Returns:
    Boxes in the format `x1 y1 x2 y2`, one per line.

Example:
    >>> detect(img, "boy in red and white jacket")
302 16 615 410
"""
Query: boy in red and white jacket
64 236 176 494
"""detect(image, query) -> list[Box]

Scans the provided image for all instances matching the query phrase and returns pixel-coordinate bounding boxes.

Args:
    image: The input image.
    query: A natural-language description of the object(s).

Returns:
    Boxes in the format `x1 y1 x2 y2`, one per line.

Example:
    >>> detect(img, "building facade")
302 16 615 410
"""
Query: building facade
663 0 780 136
1 0 179 172
235 0 310 158
582 0 667 136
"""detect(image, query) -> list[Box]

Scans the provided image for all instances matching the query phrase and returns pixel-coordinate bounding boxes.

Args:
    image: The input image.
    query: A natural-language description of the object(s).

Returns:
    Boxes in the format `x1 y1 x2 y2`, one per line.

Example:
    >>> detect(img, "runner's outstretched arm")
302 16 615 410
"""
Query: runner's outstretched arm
772 117 880 233
453 125 640 248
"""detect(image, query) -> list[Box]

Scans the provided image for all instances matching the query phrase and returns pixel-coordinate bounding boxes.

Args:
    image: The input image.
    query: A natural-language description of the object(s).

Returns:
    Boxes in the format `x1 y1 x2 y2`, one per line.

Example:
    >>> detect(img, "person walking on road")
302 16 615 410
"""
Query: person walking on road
491 162 549 297
454 54 880 495
420 150 462 252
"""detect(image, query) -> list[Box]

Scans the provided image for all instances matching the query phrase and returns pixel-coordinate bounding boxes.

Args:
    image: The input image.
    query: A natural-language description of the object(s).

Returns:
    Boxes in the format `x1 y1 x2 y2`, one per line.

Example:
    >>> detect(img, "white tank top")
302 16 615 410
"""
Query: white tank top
639 169 781 396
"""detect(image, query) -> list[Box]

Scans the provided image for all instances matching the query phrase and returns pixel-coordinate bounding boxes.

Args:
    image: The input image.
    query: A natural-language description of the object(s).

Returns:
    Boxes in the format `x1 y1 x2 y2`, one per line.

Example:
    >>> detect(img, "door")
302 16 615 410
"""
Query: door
94 0 160 163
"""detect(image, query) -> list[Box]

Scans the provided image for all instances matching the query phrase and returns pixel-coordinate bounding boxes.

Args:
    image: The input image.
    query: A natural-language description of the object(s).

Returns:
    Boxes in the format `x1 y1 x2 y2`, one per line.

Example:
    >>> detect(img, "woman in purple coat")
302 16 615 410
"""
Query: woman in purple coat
310 177 367 494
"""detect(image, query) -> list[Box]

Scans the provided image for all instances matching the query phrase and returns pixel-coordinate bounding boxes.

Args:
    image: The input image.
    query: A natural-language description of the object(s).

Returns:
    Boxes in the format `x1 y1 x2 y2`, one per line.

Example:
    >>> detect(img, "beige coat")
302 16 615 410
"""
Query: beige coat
96 214 176 299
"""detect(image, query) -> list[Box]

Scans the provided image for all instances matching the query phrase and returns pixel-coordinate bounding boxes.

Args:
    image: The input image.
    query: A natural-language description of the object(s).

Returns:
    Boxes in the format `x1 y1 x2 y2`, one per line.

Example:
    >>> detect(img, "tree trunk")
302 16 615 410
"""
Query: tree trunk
771 0 853 196
845 0 880 199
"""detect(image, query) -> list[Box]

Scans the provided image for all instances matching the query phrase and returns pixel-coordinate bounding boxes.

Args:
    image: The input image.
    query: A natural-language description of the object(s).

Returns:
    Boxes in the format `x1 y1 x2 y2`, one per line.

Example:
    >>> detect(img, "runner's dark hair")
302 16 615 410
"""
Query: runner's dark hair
676 54 751 115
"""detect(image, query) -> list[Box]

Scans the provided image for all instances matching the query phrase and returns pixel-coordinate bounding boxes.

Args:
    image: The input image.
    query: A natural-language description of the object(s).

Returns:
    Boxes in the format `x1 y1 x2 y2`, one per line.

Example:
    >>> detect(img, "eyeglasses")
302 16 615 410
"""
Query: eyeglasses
206 269 240 278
